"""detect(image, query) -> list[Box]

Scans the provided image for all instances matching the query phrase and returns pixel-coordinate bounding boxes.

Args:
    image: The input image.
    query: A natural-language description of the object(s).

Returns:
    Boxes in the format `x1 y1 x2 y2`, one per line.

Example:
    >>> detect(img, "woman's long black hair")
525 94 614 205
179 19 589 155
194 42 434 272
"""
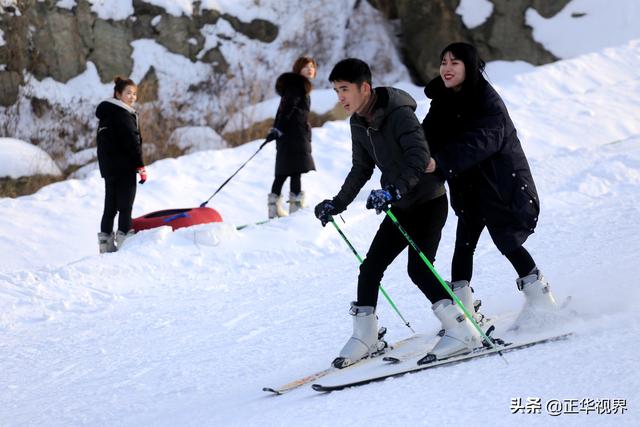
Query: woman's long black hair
440 42 486 93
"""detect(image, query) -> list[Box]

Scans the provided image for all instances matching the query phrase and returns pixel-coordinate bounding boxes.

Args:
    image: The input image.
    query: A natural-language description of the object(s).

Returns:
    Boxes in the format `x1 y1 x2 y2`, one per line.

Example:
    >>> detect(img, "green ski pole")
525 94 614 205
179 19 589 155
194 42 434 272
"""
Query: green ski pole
383 208 501 354
330 217 415 334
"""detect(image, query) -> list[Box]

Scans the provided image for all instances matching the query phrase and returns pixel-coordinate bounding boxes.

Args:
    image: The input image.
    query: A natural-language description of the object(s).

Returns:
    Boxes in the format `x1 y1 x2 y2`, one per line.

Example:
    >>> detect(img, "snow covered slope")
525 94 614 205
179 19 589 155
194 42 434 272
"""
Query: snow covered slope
1 41 639 426
0 138 62 178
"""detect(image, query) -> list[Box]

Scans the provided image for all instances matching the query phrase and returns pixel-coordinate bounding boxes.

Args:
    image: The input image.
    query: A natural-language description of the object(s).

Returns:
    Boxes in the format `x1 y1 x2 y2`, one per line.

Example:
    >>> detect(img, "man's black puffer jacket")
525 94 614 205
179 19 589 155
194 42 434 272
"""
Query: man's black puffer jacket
333 87 445 211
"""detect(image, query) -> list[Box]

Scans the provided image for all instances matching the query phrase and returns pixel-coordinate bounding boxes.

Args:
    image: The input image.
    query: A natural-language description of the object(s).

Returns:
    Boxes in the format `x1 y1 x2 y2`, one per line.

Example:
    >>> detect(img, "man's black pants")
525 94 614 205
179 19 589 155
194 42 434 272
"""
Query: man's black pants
357 194 449 308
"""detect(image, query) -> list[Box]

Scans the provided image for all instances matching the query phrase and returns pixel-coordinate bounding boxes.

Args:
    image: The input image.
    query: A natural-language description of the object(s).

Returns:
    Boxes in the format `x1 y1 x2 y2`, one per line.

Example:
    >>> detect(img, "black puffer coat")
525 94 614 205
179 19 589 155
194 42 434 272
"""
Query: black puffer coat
333 87 445 211
272 72 316 175
96 99 144 178
422 76 539 250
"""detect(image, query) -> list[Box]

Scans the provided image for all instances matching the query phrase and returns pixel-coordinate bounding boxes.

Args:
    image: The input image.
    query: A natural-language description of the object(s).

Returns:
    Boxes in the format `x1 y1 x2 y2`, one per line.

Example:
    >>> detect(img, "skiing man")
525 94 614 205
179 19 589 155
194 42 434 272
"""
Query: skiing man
421 42 559 329
314 58 484 368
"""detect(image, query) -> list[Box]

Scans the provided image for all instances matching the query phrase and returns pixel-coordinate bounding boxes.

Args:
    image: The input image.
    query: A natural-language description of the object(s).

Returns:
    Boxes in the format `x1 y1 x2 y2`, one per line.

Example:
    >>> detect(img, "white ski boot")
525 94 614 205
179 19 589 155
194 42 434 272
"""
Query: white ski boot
435 280 491 337
333 302 387 369
115 230 134 250
511 269 558 330
451 280 490 328
98 232 116 253
424 299 483 362
268 193 288 219
288 191 305 214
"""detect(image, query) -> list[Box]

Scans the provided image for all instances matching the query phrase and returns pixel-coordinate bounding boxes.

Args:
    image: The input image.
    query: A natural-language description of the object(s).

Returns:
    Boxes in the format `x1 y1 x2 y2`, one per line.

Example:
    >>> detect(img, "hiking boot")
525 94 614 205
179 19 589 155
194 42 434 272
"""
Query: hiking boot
268 193 288 219
115 230 134 249
288 191 306 214
98 232 116 253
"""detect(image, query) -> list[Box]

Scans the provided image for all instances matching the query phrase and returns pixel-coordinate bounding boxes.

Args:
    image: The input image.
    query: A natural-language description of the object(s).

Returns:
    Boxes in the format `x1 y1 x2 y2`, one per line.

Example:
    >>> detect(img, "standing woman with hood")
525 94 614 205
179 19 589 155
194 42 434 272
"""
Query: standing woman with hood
265 55 317 218
421 42 558 329
96 76 147 253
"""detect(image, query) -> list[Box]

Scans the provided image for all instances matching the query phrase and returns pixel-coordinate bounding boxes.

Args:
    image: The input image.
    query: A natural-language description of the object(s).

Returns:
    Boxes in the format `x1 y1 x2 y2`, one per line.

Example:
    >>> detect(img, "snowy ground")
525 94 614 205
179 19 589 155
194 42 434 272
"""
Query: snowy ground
2 40 640 426
0 138 62 178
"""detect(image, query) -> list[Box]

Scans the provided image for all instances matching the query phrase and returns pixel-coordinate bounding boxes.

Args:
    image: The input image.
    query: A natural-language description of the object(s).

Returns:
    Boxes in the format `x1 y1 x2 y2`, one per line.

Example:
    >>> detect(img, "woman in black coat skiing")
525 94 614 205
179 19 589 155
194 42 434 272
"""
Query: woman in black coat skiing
96 76 147 253
421 42 558 329
265 56 317 218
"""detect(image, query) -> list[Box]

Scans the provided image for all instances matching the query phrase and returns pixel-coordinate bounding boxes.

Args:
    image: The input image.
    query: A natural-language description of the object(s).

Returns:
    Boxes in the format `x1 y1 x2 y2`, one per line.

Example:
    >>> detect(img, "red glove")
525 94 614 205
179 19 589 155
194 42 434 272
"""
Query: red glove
137 167 147 184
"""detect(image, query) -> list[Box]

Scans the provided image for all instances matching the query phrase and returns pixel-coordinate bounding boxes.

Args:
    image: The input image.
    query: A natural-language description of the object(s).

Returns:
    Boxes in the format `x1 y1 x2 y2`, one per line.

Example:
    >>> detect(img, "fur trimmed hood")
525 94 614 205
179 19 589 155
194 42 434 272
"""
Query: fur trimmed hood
96 98 139 128
275 72 311 97
98 97 137 114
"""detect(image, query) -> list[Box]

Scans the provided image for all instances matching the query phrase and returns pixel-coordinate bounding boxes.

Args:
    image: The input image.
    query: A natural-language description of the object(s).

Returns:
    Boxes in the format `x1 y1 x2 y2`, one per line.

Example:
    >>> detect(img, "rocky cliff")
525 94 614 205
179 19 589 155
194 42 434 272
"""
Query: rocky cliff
0 0 406 172
0 0 279 106
368 0 571 84
0 0 572 175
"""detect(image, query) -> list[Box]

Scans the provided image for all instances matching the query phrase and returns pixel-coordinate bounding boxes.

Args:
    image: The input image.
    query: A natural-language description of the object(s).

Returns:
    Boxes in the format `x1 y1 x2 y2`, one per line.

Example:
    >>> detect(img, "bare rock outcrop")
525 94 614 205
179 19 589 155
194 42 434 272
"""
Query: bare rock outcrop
369 0 571 83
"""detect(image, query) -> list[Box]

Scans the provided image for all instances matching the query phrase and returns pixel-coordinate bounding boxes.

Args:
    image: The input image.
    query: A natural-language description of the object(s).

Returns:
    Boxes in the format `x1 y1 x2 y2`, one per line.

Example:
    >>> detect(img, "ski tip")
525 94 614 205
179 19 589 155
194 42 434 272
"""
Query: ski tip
550 331 574 341
311 384 326 392
312 383 344 392
262 387 282 395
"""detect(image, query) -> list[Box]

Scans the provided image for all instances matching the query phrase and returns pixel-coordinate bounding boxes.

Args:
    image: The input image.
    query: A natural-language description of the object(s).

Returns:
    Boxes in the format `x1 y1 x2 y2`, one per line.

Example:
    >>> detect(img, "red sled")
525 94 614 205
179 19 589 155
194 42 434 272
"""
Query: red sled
132 207 223 232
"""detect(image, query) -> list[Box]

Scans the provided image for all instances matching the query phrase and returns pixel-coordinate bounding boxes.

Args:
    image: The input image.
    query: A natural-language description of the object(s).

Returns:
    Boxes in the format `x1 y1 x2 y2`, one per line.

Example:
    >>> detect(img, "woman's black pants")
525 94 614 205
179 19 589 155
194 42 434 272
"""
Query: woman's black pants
101 172 137 233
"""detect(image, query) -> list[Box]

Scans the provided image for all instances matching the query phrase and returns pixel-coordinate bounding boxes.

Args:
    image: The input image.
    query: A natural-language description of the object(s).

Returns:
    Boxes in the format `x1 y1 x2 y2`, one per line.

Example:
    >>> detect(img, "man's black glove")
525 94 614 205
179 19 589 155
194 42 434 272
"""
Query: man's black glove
314 199 338 227
265 127 283 142
366 185 402 214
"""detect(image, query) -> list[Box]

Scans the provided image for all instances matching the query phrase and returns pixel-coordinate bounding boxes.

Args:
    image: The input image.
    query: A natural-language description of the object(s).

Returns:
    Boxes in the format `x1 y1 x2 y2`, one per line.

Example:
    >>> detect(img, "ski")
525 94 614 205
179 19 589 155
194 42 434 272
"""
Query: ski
383 317 497 365
311 332 572 392
236 219 271 231
263 367 335 395
262 333 428 395
264 311 504 394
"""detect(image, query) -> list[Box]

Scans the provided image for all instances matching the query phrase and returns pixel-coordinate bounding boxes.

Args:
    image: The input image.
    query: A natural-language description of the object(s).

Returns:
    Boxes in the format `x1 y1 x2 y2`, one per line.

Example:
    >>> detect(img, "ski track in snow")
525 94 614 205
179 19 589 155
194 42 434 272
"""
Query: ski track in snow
2 133 638 427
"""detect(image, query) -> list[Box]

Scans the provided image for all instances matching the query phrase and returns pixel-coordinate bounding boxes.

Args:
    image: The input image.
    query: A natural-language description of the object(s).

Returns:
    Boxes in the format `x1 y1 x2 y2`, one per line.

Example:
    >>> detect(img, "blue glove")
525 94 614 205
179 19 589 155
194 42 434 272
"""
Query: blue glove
265 127 283 142
366 185 401 214
314 199 337 227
